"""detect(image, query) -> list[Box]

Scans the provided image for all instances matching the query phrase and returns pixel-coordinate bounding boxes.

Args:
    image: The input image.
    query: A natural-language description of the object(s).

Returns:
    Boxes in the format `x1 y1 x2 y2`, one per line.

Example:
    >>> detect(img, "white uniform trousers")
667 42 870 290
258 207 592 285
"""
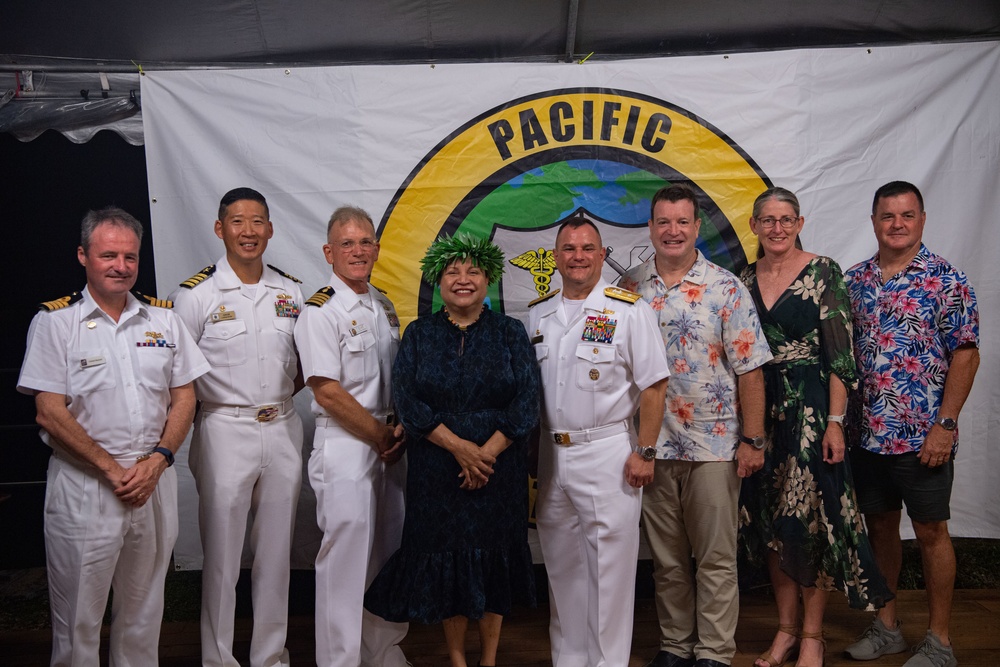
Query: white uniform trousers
309 419 408 667
535 431 642 667
44 451 178 667
189 407 304 667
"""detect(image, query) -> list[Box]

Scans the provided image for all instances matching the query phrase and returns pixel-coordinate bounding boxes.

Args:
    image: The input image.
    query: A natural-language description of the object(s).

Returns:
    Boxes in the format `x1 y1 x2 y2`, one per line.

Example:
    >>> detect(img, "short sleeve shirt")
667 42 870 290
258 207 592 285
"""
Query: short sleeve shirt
847 244 979 455
527 277 670 432
170 257 303 406
17 287 210 456
618 251 772 461
294 273 401 416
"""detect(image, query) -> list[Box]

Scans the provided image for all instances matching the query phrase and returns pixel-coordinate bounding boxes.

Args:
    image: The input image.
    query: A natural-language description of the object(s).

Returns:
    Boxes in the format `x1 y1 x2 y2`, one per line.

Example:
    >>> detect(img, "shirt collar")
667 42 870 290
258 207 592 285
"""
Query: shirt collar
647 249 707 289
871 243 930 280
215 256 283 290
328 272 372 311
78 286 148 324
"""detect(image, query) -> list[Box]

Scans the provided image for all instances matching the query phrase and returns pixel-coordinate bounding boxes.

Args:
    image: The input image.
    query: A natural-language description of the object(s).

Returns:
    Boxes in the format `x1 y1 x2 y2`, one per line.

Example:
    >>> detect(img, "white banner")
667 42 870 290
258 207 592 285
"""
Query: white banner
142 42 1000 568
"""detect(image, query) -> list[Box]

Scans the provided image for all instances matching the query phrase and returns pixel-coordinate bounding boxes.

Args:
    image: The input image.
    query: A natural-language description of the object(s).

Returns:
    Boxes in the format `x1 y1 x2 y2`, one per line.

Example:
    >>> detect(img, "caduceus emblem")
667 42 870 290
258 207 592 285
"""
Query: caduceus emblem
509 248 557 298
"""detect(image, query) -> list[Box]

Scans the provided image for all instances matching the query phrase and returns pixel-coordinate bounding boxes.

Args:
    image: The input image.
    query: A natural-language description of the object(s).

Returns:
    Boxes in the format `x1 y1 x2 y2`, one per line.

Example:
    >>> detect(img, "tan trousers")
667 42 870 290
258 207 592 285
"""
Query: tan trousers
641 459 740 663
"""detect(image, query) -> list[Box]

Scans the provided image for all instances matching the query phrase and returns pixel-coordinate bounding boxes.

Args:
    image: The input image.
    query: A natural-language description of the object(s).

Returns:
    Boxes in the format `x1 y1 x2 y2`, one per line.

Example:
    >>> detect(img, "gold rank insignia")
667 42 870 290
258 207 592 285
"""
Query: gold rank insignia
133 291 173 308
38 292 82 312
267 264 302 283
306 286 335 307
528 288 561 308
180 265 217 289
604 286 640 304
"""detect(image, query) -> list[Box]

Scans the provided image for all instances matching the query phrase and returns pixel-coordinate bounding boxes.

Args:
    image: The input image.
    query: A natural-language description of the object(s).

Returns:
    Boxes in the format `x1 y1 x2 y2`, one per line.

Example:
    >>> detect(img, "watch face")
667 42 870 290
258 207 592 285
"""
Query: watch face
938 417 957 431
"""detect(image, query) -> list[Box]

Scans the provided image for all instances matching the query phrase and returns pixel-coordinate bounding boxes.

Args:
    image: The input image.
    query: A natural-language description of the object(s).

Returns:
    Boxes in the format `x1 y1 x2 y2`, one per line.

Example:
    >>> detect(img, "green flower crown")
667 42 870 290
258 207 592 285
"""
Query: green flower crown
420 232 506 285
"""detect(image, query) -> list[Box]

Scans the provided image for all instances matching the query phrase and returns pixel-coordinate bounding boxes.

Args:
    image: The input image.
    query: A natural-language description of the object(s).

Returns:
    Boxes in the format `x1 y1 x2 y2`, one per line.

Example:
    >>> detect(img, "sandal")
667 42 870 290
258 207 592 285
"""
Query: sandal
795 630 826 667
755 624 801 667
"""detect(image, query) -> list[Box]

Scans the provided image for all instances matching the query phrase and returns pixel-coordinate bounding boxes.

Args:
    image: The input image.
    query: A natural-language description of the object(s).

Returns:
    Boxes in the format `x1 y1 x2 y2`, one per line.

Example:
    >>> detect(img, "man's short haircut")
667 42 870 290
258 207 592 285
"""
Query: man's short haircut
80 207 143 252
555 216 602 246
752 186 801 218
326 206 375 236
218 187 269 221
650 183 702 222
872 181 924 214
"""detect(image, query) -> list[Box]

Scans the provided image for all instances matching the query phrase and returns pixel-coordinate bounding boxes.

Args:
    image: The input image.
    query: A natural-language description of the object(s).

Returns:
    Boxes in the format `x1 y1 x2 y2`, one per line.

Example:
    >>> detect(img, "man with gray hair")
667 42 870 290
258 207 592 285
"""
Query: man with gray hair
294 206 409 667
17 207 209 665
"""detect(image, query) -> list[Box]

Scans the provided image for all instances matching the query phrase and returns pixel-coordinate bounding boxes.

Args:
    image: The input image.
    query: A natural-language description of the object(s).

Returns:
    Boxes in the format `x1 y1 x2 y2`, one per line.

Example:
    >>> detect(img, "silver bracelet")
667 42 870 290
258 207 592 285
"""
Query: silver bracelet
827 414 845 424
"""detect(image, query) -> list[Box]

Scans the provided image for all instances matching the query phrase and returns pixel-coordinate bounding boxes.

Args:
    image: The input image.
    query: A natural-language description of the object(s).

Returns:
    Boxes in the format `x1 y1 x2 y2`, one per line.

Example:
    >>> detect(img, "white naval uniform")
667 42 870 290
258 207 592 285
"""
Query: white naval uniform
17 287 209 667
527 278 670 667
170 258 304 667
293 273 408 667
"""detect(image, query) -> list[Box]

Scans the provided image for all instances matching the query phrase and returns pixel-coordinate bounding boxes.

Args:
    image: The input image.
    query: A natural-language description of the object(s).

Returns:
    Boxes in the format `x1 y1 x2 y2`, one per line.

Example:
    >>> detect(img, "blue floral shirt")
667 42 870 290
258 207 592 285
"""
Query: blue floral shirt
619 251 772 461
847 244 979 455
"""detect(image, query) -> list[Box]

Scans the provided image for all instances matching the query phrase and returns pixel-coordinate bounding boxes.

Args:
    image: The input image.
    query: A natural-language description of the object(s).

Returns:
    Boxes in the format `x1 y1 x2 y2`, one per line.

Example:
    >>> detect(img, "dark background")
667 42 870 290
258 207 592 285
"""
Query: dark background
1 130 154 568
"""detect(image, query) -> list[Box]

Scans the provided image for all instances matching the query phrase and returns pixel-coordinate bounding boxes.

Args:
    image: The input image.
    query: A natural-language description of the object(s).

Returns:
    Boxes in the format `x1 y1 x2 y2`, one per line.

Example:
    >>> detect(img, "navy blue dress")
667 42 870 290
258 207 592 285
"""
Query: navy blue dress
364 308 539 623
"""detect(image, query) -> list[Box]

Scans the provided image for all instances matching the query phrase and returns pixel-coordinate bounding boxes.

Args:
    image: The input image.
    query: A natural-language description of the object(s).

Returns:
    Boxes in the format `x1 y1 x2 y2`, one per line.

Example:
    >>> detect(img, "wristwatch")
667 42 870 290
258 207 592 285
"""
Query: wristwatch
637 446 657 461
740 434 765 450
152 446 175 467
936 417 957 431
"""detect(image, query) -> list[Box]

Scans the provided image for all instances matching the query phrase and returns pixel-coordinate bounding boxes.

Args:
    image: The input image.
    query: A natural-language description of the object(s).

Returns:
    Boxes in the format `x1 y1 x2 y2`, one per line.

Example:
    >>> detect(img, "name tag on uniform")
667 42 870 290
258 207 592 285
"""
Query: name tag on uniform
581 315 616 344
350 324 370 336
211 311 236 323
80 355 106 368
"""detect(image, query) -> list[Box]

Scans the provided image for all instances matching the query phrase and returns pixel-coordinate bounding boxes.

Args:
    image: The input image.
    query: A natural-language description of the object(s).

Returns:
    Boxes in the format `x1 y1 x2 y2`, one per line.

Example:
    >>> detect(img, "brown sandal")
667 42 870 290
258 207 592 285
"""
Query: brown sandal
755 624 801 667
795 631 826 667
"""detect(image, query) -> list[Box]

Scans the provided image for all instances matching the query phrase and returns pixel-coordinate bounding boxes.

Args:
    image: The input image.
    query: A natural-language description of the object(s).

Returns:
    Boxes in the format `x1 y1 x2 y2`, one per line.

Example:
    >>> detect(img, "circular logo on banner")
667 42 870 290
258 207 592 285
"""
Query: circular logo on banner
374 88 771 326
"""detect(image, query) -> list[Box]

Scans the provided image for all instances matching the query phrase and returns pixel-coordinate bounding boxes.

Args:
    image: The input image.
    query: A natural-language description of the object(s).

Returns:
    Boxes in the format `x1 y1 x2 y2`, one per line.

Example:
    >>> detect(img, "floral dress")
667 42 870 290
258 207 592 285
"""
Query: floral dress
739 257 891 610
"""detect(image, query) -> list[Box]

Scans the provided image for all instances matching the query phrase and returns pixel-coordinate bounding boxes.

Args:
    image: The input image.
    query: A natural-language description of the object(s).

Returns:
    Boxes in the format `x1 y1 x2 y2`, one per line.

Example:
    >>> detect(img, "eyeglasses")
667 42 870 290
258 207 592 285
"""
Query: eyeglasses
756 216 799 229
336 239 377 251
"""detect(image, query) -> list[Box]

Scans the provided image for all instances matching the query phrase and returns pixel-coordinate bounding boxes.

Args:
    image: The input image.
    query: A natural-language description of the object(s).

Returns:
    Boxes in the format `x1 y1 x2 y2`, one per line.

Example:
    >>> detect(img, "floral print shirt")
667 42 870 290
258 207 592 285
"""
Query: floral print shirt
619 251 772 461
847 244 979 455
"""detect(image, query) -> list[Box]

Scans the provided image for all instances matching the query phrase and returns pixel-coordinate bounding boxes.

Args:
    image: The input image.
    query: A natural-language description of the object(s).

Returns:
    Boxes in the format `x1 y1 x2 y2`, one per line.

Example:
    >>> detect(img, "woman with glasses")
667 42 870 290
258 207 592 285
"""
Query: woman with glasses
739 188 890 667
365 233 539 667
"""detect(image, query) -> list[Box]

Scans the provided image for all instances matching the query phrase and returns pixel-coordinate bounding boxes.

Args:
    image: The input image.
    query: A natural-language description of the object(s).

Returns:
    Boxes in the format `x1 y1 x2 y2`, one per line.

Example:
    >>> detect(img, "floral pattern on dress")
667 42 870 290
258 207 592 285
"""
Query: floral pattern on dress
846 245 979 456
619 251 771 462
738 257 891 611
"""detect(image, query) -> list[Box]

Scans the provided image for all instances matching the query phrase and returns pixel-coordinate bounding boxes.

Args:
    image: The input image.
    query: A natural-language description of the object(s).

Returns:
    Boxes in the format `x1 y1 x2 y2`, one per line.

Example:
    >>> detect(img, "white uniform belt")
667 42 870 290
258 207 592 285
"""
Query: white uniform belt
546 420 630 446
315 412 395 428
200 398 294 422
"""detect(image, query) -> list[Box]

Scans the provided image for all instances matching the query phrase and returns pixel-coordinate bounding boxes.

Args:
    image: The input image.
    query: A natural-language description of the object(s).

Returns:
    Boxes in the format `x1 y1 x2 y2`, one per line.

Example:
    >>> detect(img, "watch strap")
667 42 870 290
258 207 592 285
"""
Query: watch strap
152 447 175 467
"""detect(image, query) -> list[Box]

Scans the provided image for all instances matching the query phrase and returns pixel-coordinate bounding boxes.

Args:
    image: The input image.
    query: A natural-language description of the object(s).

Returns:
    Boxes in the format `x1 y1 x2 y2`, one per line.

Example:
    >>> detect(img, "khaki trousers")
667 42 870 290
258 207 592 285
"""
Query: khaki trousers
641 459 740 663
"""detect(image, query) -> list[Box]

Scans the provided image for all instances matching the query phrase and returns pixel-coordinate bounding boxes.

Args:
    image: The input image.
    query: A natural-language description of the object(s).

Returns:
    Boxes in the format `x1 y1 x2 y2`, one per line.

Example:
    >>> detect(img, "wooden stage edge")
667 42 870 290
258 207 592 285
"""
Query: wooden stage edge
3 589 997 666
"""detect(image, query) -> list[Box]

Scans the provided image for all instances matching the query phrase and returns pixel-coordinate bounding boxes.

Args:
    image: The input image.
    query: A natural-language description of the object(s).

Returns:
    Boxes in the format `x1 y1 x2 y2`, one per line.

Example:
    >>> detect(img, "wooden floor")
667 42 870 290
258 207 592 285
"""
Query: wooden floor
2 589 997 666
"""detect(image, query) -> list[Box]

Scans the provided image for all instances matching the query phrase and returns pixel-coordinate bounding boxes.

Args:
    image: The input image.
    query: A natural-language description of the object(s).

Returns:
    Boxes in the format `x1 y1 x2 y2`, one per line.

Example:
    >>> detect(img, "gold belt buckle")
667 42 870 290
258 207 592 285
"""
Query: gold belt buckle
255 405 280 422
553 432 573 446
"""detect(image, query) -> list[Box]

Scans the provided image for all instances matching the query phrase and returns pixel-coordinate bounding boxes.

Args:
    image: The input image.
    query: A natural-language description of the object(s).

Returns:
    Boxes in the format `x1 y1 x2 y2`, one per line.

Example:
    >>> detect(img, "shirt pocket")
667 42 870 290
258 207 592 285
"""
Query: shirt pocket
200 320 248 367
534 344 549 363
272 317 296 363
69 348 116 394
343 329 377 382
136 346 173 387
575 343 615 391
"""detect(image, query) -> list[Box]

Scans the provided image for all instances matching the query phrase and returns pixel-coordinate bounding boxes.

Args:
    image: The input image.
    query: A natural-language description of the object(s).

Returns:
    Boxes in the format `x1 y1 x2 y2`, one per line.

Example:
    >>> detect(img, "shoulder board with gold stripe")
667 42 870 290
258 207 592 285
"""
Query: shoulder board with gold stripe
528 289 561 308
604 286 641 304
38 292 82 312
267 264 302 283
372 284 388 295
179 264 216 289
306 286 335 307
133 290 173 309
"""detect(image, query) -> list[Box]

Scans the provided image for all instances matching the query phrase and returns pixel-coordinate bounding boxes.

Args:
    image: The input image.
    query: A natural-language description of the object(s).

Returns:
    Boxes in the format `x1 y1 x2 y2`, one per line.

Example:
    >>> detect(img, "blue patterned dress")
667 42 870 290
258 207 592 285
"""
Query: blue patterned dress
364 308 539 623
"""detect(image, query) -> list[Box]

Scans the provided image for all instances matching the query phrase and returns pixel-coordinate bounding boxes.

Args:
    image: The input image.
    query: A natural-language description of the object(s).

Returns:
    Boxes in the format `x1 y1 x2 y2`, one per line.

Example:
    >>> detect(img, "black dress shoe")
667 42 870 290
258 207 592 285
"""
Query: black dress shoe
693 659 729 667
645 651 695 667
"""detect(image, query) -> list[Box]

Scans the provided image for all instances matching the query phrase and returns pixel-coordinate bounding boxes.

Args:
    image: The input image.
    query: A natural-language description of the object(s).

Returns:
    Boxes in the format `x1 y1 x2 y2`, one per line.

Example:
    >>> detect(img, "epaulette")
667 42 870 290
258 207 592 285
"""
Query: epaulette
306 286 335 307
133 290 173 309
528 289 561 307
267 264 302 283
38 292 82 312
604 286 641 304
372 285 388 295
179 265 216 289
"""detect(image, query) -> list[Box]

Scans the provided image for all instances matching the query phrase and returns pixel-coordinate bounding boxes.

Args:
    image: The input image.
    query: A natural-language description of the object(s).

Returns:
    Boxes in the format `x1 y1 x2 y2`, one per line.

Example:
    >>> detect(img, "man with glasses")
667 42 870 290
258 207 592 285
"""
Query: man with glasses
618 184 770 667
845 181 979 667
294 206 409 667
171 187 305 667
